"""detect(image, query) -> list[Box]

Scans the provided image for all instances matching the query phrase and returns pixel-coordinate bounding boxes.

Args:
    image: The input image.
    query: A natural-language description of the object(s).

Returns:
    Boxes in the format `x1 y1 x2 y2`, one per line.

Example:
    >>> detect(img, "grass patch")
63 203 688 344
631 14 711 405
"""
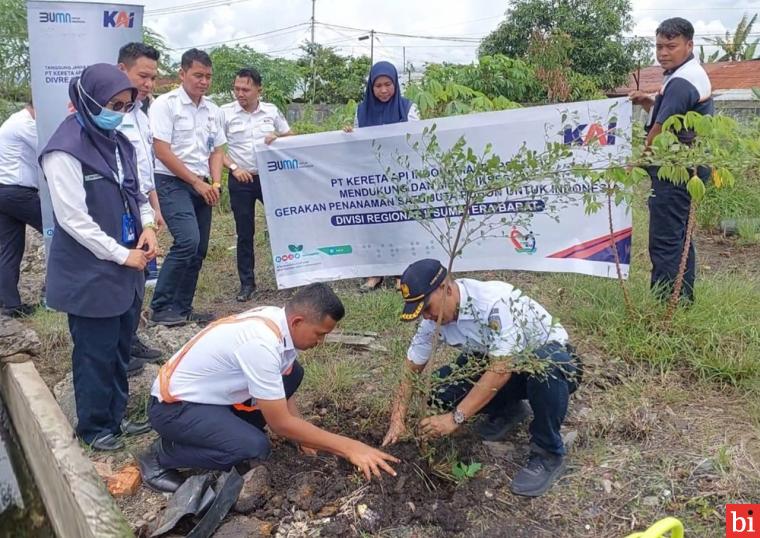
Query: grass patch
542 270 760 397
698 168 760 231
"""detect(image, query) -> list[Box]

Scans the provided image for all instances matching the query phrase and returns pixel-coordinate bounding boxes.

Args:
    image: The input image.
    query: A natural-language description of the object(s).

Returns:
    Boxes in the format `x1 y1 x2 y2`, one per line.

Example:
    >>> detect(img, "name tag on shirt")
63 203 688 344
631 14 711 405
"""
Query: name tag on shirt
122 213 136 243
84 173 105 182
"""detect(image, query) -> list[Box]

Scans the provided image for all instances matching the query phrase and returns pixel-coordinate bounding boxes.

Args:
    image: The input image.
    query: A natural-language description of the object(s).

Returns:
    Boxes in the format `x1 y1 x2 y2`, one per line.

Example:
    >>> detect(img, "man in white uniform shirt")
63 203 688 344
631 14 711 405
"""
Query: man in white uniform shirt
149 48 226 327
116 42 165 371
138 283 398 492
0 102 42 317
221 68 293 302
383 259 581 497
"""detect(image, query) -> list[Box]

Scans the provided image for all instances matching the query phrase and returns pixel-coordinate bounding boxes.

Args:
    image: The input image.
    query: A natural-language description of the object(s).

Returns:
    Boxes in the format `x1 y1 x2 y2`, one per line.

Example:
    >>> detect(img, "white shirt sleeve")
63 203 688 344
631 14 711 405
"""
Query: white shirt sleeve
139 198 154 227
20 115 38 152
41 151 130 265
234 341 286 400
149 96 174 143
274 109 290 134
213 109 227 148
407 319 437 365
407 103 421 122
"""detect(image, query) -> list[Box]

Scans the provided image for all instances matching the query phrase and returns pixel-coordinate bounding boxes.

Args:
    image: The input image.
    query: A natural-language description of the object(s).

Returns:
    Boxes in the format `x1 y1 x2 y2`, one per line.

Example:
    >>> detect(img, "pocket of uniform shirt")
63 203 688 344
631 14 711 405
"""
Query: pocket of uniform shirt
175 119 194 141
259 123 275 133
228 122 248 141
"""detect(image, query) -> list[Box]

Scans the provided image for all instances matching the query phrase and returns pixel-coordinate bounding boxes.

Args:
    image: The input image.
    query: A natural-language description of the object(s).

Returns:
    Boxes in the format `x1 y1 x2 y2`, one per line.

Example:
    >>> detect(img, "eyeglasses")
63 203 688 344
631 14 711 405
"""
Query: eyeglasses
106 100 136 113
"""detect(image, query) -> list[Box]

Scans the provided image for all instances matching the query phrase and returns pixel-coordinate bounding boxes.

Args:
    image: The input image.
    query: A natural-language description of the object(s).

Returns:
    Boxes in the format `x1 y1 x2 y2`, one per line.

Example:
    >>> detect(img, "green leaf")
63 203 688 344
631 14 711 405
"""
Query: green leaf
686 176 706 201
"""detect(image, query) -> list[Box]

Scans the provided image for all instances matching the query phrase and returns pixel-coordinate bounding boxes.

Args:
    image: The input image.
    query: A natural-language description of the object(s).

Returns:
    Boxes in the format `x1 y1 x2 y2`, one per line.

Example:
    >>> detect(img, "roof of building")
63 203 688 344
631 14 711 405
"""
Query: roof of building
610 59 760 96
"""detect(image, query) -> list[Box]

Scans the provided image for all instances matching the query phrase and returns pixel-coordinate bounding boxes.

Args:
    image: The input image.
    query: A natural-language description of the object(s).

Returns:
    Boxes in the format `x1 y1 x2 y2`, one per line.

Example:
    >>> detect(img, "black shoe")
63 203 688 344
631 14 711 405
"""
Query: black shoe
511 447 567 497
120 418 152 436
131 336 163 363
89 433 125 452
236 284 256 302
186 310 215 324
1 304 38 318
138 441 185 493
151 310 188 327
477 400 531 441
127 357 145 378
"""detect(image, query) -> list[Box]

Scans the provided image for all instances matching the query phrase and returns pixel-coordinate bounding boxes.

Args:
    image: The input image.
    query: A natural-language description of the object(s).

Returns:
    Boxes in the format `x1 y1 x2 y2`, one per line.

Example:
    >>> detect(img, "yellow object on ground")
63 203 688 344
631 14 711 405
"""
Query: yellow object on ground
625 517 684 538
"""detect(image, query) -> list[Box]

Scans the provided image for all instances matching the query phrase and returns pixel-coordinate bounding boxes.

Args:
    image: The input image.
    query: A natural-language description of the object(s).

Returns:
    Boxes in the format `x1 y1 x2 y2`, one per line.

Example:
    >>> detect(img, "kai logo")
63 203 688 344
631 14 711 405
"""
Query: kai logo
563 122 617 146
103 10 134 28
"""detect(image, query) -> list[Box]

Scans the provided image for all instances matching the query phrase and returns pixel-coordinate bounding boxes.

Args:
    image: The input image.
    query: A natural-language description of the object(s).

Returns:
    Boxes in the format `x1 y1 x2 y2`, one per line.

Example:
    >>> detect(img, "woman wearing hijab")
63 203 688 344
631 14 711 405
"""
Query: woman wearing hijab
40 63 158 451
349 61 420 292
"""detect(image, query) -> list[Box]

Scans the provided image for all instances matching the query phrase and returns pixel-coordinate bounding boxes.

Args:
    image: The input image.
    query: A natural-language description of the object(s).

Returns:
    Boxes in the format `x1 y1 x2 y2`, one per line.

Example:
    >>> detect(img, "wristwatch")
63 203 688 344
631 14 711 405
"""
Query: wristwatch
229 163 238 172
452 408 466 425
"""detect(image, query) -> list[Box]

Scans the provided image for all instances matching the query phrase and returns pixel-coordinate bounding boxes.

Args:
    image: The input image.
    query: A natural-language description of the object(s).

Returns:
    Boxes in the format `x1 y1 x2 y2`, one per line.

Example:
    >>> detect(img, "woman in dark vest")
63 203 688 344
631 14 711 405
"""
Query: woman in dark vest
40 63 158 451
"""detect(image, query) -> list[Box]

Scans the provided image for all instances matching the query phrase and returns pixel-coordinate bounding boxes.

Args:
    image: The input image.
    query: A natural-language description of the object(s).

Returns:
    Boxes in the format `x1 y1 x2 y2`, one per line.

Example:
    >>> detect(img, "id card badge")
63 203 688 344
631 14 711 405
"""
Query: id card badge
122 213 137 243
206 134 215 152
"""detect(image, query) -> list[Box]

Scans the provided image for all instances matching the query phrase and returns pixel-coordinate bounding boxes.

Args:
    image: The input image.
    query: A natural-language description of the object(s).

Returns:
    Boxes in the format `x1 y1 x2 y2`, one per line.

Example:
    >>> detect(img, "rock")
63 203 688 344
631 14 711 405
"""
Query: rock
214 515 272 538
233 466 273 514
107 464 141 496
562 430 578 450
642 496 659 507
54 363 160 428
17 228 45 306
140 323 202 357
0 315 41 361
483 440 513 459
316 504 338 517
601 479 613 494
92 460 114 480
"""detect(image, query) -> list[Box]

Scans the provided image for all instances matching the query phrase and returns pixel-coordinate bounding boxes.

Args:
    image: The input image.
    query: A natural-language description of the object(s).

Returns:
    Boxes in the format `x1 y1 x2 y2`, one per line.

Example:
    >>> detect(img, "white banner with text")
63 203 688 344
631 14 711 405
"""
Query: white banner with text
257 98 633 289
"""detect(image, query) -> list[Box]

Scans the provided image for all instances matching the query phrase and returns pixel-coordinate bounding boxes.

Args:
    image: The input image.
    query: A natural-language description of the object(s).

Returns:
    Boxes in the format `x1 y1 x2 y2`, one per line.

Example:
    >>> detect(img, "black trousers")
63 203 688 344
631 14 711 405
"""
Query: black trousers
68 294 141 443
229 175 263 288
149 360 304 471
0 185 42 308
151 174 212 316
431 342 579 456
647 167 708 303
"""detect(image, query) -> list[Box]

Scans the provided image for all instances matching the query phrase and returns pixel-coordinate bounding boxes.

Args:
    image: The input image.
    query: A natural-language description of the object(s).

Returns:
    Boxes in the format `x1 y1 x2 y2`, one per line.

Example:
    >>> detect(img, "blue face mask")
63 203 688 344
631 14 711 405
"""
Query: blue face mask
92 108 125 130
77 79 127 131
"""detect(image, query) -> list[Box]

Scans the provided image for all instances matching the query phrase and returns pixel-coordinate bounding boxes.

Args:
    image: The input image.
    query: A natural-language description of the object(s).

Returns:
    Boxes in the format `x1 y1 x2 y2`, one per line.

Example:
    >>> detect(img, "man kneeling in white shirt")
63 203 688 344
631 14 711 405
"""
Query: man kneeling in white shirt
139 283 398 492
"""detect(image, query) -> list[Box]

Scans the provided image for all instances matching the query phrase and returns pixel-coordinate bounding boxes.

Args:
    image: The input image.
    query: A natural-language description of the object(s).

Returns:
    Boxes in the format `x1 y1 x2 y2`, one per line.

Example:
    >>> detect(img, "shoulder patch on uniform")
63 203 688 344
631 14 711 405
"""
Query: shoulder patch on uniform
488 308 502 332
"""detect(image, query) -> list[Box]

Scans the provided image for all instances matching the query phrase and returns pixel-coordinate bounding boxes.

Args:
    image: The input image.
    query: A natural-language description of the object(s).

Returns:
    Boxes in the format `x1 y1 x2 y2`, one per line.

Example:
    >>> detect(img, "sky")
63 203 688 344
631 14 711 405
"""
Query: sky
138 0 760 68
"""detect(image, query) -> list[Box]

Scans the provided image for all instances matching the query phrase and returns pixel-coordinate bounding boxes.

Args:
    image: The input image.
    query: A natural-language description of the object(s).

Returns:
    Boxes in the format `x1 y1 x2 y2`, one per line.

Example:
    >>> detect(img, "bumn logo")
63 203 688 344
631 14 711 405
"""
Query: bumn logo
267 159 299 172
39 12 72 23
726 504 759 537
103 10 134 28
563 122 617 146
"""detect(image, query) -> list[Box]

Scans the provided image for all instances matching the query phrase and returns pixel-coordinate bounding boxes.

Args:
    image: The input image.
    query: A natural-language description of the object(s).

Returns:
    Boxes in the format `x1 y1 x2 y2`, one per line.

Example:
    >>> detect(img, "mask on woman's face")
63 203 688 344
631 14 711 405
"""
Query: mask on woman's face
77 79 127 130
92 108 126 130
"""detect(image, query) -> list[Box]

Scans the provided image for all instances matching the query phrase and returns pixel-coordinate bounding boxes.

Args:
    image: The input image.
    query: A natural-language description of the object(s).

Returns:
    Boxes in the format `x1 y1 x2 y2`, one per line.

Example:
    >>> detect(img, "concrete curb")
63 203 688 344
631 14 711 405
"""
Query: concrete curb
0 361 132 538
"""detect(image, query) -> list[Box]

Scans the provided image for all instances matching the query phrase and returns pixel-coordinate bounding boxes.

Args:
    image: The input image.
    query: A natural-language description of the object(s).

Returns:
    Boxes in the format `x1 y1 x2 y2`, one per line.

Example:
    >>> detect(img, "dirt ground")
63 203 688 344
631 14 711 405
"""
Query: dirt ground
16 225 760 537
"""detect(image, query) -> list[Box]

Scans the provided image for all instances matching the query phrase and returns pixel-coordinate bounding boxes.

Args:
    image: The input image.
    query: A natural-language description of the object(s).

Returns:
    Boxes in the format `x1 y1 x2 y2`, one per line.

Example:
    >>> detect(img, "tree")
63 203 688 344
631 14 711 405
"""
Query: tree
0 0 30 102
479 0 639 90
297 43 371 104
208 45 301 111
700 13 759 62
143 27 174 76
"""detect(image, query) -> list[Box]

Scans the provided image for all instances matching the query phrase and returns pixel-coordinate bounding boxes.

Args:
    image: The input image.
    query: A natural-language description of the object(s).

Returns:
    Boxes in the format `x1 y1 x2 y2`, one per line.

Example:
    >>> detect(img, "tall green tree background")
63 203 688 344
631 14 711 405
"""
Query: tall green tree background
479 0 646 90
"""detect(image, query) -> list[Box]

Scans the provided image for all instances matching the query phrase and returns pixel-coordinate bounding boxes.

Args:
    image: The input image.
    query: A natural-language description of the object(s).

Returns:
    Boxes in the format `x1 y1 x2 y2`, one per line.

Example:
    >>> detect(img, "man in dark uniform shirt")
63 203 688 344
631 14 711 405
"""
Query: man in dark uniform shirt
630 17 713 303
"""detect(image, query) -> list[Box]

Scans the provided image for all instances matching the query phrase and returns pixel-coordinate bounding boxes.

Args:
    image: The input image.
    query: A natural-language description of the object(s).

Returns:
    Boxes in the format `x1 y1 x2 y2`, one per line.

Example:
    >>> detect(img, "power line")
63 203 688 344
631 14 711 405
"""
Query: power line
146 0 251 17
168 22 310 51
316 21 483 43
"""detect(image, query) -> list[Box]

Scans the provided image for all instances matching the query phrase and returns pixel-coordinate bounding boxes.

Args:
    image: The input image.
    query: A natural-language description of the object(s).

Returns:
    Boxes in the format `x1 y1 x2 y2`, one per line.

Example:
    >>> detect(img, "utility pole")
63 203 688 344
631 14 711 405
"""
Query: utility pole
310 0 316 103
370 29 375 66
